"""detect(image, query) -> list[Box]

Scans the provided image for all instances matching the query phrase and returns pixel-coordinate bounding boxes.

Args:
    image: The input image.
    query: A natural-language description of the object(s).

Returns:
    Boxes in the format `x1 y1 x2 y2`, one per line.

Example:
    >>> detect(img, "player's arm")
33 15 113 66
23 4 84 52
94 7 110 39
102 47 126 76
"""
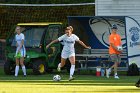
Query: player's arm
18 39 24 52
119 35 122 46
0 39 6 43
16 42 18 47
46 34 65 48
77 40 91 49
110 43 118 50
15 36 18 47
46 39 59 49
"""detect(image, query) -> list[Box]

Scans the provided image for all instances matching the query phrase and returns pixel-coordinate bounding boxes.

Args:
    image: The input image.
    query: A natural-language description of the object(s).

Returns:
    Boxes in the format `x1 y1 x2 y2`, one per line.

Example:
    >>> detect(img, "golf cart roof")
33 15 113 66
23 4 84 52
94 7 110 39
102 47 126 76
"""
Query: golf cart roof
17 22 62 26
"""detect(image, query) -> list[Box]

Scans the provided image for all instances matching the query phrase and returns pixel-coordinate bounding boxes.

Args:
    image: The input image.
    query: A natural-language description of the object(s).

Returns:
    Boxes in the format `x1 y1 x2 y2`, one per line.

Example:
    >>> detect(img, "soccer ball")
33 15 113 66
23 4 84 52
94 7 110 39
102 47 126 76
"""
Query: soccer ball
53 75 61 81
117 46 123 51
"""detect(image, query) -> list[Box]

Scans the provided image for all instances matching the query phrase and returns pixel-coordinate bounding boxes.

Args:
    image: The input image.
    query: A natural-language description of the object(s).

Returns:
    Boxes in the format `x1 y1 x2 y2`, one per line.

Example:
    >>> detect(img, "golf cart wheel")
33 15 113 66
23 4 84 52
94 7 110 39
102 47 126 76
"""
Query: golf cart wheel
33 60 46 75
4 61 15 75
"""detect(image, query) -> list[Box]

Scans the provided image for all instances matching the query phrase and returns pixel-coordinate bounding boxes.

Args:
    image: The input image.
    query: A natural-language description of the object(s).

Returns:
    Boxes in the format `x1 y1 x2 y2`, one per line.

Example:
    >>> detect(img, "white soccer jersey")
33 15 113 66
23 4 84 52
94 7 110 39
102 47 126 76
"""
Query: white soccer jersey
15 33 26 57
58 34 79 58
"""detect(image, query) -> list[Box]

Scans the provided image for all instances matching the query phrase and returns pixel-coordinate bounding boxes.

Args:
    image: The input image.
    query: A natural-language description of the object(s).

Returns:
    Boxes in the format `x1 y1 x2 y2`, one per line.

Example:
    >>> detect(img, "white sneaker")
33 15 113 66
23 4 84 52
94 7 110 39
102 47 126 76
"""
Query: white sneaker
114 75 120 79
69 77 75 81
106 69 111 78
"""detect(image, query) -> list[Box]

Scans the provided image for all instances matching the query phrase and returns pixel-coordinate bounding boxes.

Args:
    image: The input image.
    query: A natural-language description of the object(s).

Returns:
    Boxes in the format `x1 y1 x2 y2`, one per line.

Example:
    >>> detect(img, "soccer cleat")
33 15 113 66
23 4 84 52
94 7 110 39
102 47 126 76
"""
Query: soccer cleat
114 75 120 79
106 69 111 78
135 84 140 88
69 77 75 81
135 79 140 88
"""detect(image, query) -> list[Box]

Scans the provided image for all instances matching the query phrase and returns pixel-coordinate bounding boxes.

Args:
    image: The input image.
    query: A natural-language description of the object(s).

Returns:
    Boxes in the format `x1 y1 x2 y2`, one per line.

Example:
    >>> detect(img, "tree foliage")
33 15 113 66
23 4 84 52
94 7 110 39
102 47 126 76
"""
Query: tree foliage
0 4 95 38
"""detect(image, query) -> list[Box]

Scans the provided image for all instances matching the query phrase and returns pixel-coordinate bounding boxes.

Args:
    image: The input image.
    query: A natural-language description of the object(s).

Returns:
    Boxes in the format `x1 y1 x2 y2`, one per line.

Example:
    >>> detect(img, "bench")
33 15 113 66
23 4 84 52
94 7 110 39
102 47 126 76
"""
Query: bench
76 49 128 72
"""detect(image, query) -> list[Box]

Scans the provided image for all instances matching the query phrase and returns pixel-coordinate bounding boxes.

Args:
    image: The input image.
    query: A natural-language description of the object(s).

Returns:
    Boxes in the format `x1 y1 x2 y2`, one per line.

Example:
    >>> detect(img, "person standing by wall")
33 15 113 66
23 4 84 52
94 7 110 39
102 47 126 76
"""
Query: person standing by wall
106 24 122 79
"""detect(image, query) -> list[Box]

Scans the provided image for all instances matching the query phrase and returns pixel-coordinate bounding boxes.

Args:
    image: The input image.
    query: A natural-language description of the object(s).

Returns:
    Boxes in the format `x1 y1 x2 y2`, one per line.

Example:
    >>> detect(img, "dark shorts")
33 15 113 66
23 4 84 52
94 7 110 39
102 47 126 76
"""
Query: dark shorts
110 54 121 63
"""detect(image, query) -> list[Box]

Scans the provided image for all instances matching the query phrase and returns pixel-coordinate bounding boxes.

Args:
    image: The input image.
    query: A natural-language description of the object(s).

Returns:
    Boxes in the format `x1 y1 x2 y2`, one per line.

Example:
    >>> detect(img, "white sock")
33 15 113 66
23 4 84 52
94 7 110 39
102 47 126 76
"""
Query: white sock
70 65 75 78
15 66 19 76
58 63 61 68
115 73 118 76
22 66 26 75
109 68 111 71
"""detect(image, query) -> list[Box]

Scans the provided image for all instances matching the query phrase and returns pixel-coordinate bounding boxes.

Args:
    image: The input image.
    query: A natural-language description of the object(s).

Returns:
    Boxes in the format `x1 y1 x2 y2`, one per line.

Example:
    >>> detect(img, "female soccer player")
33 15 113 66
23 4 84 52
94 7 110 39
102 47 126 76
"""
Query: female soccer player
46 26 90 81
15 26 26 77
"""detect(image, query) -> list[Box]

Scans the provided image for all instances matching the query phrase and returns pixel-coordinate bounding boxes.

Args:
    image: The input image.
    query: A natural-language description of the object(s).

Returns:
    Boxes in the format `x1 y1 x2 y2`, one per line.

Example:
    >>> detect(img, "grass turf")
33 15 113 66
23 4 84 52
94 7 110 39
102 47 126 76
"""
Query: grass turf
0 68 139 93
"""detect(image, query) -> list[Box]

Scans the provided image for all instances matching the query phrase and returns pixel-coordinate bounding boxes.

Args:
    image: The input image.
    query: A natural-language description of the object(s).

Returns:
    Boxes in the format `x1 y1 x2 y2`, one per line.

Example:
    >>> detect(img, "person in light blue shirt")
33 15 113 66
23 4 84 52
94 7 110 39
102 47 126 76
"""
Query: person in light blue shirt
15 26 26 77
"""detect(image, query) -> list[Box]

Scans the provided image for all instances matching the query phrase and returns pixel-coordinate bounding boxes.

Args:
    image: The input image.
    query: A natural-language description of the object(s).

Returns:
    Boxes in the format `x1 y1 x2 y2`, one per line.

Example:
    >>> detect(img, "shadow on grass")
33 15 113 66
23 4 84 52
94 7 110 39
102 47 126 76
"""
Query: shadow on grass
0 80 136 86
58 89 140 93
118 88 140 92
29 83 134 86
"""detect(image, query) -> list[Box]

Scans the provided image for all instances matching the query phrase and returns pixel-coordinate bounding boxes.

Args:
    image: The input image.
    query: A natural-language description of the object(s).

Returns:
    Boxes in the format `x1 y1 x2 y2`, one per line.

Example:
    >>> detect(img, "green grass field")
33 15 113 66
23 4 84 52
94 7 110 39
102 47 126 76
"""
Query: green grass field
0 68 139 93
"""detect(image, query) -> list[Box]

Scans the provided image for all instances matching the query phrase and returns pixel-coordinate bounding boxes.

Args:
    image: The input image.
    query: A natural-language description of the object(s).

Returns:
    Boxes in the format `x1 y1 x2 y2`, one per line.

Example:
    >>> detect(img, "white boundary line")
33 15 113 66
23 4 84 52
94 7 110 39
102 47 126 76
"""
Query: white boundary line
0 3 95 7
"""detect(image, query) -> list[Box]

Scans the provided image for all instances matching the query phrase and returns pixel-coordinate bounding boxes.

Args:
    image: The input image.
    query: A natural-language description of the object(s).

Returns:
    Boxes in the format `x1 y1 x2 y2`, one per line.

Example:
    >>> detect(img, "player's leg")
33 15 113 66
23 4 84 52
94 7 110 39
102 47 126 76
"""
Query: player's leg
20 50 26 76
20 57 26 76
68 53 75 81
114 55 121 79
106 54 117 78
57 57 66 72
15 58 19 77
113 62 118 78
57 52 67 72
